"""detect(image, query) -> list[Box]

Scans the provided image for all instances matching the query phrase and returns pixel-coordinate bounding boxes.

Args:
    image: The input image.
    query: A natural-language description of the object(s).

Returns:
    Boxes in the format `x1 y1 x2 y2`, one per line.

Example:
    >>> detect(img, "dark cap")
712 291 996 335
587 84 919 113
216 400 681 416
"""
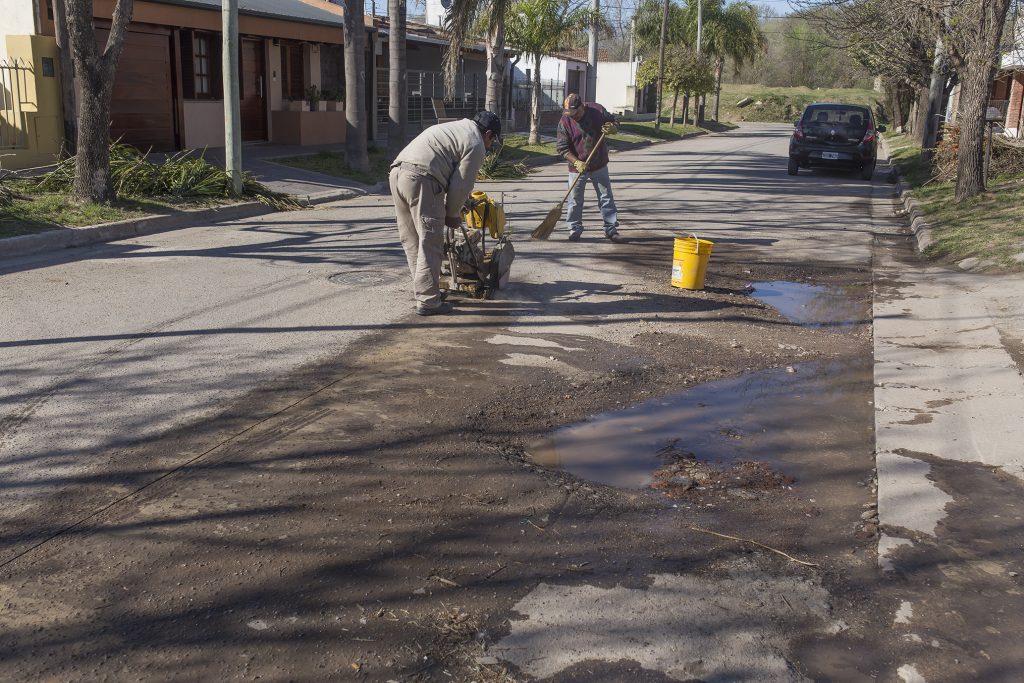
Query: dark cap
563 93 583 114
473 111 502 142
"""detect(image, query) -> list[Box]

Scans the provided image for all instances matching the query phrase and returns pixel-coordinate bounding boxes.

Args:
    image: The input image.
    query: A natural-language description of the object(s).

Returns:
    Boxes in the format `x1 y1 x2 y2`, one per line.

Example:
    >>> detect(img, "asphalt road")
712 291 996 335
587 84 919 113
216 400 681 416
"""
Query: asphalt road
0 123 883 558
1 124 969 682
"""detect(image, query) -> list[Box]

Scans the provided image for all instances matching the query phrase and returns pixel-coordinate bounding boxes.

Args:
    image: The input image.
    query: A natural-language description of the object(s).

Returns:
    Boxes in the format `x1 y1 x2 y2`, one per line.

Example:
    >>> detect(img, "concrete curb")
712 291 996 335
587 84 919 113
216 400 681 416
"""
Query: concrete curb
880 137 934 253
1 130 708 261
0 186 363 261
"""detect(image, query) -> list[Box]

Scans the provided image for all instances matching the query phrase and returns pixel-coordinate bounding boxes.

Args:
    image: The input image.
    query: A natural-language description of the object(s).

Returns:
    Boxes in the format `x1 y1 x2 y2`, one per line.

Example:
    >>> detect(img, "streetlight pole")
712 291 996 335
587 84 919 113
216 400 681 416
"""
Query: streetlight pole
586 0 599 101
696 0 704 124
655 0 668 130
223 0 243 196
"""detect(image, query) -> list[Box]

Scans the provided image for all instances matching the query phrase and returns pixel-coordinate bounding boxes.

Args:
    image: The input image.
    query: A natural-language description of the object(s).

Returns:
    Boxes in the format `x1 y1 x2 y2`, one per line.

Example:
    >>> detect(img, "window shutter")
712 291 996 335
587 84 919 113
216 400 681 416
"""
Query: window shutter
212 35 224 100
180 30 195 99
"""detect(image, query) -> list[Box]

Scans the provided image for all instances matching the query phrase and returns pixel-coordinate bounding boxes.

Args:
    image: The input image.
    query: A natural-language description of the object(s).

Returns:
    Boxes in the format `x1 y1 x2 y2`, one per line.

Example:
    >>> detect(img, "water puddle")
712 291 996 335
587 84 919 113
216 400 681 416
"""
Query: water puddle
751 281 867 330
528 359 871 491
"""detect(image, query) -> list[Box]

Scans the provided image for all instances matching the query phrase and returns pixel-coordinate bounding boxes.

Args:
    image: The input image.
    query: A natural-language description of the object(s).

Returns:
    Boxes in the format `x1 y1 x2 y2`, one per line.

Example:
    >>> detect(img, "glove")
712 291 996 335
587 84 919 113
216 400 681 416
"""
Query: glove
573 159 588 174
601 121 619 135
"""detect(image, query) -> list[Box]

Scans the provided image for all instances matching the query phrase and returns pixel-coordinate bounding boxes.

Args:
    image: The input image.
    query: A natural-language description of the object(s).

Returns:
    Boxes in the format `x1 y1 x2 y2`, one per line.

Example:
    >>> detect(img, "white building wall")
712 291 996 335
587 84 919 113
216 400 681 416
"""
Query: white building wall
595 61 638 111
0 0 38 59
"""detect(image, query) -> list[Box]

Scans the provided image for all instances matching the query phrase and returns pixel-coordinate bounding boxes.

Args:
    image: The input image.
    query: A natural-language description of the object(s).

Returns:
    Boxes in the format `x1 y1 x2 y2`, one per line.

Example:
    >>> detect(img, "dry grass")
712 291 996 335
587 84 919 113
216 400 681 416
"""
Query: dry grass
887 133 1024 269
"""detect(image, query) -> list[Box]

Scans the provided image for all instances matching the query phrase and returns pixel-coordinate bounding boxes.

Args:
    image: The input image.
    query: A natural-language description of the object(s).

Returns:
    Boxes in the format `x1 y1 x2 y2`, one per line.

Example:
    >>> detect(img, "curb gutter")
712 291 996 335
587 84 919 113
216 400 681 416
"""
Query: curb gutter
0 186 360 261
880 136 934 253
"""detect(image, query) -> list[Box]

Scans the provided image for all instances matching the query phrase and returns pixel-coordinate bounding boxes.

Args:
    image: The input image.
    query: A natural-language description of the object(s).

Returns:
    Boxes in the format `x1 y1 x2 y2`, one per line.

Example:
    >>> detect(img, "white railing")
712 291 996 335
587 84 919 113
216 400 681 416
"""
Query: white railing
0 59 30 150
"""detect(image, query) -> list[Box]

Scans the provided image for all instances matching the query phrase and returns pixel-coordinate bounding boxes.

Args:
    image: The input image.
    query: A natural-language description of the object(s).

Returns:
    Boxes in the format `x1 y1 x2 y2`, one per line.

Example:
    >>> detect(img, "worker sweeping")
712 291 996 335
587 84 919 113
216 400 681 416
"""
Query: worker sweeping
556 94 622 242
390 111 502 316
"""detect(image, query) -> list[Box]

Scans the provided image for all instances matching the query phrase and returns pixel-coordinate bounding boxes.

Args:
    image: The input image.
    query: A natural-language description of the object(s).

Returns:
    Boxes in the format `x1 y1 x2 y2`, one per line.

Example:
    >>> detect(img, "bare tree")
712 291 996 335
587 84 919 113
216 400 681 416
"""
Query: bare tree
388 0 408 157
344 0 370 173
63 0 134 203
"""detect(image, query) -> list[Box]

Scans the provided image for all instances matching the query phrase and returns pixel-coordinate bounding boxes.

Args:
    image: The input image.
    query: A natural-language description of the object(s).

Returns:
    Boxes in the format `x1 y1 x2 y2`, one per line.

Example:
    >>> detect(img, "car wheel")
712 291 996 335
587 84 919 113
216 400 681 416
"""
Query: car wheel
787 158 799 176
860 162 875 180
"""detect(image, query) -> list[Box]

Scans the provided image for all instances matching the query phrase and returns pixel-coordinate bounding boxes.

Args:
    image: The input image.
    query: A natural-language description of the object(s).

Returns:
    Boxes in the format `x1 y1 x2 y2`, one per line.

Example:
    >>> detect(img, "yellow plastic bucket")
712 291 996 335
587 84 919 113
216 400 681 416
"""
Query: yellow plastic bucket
671 233 714 290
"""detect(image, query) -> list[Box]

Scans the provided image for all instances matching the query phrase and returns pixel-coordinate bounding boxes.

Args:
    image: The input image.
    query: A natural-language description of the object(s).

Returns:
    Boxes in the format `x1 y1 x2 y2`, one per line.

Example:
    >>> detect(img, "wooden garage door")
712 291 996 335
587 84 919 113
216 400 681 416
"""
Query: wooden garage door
97 27 176 151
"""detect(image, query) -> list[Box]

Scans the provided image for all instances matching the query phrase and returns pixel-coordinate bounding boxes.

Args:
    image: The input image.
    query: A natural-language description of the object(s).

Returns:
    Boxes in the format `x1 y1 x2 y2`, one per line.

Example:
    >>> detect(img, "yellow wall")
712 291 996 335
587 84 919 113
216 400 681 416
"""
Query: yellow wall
1 35 64 170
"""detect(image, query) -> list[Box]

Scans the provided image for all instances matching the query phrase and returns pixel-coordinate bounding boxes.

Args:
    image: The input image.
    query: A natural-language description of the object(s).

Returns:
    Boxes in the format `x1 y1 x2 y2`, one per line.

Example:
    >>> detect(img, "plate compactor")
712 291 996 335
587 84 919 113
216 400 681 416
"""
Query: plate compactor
442 190 515 299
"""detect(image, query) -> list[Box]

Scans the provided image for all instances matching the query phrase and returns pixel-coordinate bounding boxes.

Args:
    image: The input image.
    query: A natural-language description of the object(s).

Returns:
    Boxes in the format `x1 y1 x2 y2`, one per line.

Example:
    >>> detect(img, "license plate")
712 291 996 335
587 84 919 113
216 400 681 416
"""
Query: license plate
822 151 839 160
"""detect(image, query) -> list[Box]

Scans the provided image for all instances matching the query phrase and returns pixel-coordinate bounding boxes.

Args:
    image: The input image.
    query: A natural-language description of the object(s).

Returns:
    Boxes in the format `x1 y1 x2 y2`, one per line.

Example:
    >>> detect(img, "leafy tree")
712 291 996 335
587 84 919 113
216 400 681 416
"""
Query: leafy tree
444 0 513 115
698 0 766 120
636 47 714 123
64 0 134 203
343 0 370 173
504 0 603 144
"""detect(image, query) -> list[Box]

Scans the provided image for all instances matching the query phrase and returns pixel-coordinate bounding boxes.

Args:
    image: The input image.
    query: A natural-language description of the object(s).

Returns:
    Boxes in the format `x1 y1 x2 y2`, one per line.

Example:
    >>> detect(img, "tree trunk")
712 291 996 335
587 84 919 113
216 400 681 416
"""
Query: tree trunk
682 92 690 126
912 85 930 145
952 0 1013 201
712 57 723 122
344 0 370 173
52 0 78 155
485 15 505 115
907 96 920 138
528 54 541 145
670 89 678 125
921 34 946 157
387 0 407 158
64 0 134 204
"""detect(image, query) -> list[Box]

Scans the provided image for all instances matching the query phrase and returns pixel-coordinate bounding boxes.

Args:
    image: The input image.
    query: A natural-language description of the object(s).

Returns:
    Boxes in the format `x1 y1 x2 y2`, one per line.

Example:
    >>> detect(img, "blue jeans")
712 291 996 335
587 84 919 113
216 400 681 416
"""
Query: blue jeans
565 165 619 236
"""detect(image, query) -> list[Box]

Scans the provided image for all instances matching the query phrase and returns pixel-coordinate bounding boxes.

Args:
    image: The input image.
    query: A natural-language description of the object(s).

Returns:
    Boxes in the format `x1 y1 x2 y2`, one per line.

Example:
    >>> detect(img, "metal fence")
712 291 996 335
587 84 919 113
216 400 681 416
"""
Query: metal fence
1 59 30 150
512 79 565 113
375 69 486 137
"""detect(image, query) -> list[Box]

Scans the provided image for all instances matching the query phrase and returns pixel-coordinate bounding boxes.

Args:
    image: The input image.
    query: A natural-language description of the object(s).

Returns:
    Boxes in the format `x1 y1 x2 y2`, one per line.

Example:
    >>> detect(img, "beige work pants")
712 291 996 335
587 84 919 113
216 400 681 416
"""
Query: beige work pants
390 165 447 308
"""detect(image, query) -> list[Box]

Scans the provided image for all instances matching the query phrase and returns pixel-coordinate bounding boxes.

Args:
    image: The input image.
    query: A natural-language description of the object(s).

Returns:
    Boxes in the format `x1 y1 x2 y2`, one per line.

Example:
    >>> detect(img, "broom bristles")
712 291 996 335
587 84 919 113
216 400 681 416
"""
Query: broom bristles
531 202 564 240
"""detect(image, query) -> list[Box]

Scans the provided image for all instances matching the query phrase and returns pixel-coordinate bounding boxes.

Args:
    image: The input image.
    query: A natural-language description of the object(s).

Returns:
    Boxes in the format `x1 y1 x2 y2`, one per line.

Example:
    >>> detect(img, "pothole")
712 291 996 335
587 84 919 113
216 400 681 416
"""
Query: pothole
751 280 868 331
527 359 871 492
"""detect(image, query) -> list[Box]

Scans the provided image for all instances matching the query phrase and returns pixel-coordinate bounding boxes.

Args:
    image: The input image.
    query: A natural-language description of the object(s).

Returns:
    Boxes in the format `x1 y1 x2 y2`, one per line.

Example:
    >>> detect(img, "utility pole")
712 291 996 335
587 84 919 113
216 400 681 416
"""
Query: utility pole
223 0 243 196
696 0 704 124
655 0 668 130
586 0 599 101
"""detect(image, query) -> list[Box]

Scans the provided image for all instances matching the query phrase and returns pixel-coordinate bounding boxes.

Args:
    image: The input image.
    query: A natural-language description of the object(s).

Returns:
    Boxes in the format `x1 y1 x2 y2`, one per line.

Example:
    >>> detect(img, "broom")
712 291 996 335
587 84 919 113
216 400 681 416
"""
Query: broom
530 131 607 240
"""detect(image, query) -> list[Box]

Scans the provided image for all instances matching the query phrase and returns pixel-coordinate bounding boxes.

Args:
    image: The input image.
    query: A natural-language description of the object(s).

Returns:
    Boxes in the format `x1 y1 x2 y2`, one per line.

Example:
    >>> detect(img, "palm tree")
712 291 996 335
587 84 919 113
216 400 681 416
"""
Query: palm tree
691 0 766 121
444 0 513 115
388 0 408 157
505 0 602 144
343 0 370 173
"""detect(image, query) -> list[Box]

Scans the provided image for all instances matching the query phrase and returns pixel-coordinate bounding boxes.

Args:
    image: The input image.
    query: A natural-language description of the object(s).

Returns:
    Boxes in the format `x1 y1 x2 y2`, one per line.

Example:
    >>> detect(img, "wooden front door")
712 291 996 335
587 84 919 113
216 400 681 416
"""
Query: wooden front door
99 26 176 150
240 38 267 142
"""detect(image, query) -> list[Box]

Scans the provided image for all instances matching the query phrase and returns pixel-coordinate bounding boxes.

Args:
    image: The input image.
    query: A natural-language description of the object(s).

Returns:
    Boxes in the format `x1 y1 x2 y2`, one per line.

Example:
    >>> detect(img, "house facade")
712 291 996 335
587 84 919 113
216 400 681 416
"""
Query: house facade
992 14 1024 138
0 0 490 169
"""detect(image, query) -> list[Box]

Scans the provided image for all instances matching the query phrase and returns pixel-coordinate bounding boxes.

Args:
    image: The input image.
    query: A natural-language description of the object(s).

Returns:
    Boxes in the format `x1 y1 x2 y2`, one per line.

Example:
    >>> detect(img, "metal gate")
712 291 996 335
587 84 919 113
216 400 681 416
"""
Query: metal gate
375 68 486 139
0 59 30 150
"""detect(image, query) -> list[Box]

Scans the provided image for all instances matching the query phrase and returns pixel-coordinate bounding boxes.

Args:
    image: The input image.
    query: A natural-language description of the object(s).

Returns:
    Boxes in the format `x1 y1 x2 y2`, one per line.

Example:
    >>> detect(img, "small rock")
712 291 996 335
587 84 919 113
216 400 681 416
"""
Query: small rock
727 488 757 500
786 366 797 373
668 476 695 490
861 509 879 521
862 502 877 509
1010 571 1019 577
862 523 879 536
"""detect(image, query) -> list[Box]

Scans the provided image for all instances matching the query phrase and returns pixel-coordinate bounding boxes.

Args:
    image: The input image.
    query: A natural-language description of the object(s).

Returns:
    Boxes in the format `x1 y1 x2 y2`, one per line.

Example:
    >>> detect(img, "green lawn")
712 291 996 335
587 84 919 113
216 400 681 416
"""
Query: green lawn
275 148 391 185
0 187 214 239
717 84 884 124
886 133 1024 270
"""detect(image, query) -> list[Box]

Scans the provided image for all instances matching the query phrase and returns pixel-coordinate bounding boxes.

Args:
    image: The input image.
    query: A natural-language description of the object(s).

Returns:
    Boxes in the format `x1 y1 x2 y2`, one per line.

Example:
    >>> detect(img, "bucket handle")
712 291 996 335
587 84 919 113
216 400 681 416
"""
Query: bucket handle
677 232 701 244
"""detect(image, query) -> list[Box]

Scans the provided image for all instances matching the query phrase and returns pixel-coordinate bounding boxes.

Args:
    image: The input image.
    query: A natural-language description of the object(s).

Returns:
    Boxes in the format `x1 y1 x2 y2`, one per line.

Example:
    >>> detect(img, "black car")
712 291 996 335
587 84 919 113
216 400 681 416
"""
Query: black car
788 103 886 180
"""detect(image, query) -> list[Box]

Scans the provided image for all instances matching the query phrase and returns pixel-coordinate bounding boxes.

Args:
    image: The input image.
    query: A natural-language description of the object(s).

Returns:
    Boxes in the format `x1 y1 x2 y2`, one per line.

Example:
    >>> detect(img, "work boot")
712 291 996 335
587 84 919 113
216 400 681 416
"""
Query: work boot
568 230 583 242
416 301 454 316
606 229 624 243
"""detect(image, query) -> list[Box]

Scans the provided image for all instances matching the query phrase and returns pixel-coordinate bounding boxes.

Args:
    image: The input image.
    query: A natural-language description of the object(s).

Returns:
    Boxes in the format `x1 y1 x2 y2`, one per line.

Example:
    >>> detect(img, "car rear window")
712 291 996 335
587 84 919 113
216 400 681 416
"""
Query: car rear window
804 106 870 125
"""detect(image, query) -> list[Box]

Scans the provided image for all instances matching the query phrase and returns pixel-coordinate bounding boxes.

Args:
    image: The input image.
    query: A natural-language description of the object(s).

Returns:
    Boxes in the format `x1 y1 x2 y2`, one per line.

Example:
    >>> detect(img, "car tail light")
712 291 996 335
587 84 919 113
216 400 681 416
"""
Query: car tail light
862 129 876 143
793 123 805 141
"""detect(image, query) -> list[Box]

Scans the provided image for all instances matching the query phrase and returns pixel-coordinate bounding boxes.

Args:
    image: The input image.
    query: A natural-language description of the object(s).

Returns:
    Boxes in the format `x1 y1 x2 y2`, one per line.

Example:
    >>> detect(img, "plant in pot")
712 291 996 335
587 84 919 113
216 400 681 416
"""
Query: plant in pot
322 88 344 111
286 96 308 112
306 85 326 112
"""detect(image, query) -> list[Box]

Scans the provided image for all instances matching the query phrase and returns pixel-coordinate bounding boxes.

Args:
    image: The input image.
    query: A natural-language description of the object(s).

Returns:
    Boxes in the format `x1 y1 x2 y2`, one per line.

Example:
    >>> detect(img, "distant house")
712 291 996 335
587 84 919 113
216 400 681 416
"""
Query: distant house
509 50 591 132
595 60 656 118
0 0 492 169
992 14 1023 138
